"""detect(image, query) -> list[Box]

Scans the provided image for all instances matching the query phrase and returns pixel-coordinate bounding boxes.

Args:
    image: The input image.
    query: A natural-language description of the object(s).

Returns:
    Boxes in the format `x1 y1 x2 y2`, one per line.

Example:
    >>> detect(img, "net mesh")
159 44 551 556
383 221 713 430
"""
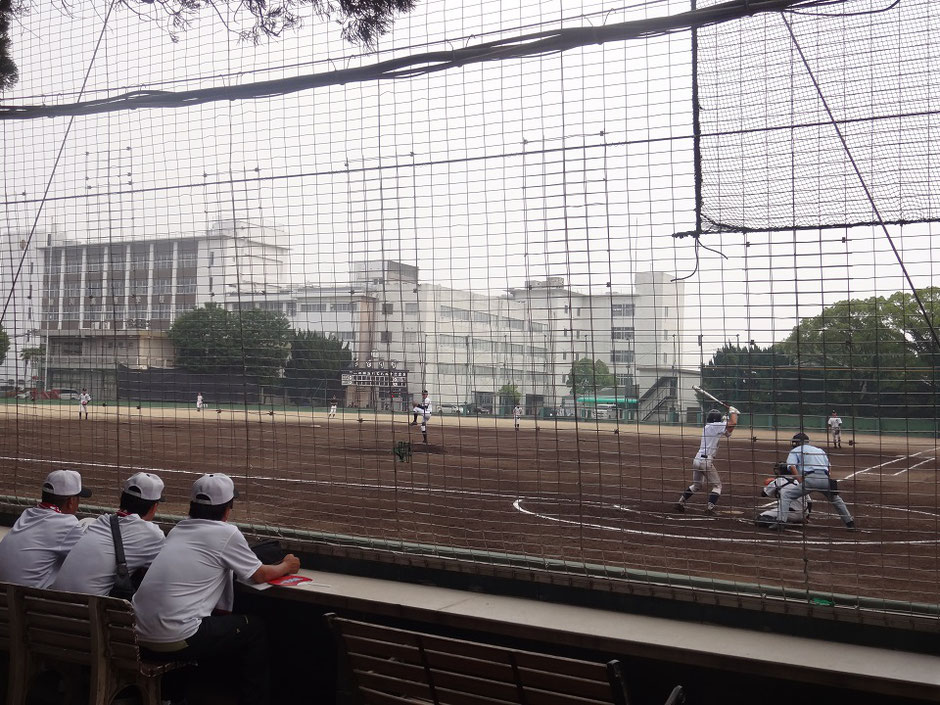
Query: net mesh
697 0 940 233
1 0 939 622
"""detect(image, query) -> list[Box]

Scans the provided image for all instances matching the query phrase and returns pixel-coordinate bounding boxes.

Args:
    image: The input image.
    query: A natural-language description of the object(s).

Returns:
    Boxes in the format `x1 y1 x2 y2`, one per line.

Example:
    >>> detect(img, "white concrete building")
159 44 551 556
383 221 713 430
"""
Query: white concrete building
38 219 288 396
0 229 44 388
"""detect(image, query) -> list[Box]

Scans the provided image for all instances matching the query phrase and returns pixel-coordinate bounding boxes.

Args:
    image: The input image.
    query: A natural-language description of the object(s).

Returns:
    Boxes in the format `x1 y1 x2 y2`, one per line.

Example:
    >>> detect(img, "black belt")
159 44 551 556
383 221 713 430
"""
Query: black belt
699 455 710 459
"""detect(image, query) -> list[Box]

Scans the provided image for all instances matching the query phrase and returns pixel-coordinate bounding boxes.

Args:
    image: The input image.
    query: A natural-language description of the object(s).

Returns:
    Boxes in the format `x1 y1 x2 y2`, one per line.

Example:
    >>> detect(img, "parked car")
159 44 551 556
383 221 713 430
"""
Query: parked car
442 404 462 414
56 388 81 401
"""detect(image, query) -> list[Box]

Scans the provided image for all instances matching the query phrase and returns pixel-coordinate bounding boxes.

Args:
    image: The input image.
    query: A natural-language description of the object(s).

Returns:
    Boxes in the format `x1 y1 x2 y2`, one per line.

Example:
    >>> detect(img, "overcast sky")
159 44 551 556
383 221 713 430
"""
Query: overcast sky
2 0 938 362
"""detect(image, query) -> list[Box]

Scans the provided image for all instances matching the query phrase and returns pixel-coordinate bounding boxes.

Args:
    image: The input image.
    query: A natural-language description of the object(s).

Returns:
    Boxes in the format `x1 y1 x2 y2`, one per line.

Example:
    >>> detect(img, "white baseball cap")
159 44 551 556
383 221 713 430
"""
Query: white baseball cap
122 472 165 502
190 473 239 505
43 469 92 498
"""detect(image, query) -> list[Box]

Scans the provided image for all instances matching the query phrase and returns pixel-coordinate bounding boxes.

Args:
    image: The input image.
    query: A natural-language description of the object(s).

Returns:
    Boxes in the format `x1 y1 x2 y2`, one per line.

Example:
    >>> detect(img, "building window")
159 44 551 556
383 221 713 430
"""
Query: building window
152 304 171 319
176 277 197 294
86 253 104 272
131 251 150 269
130 280 148 297
64 284 81 298
611 350 635 364
300 303 326 313
380 331 392 343
86 282 102 298
109 280 126 297
611 303 635 317
405 302 419 314
337 331 356 341
332 303 357 313
403 331 418 343
62 306 80 321
153 278 172 295
84 306 102 322
616 374 633 387
176 302 194 315
259 302 282 312
178 252 197 268
382 303 394 315
208 251 215 267
286 303 296 317
612 327 634 341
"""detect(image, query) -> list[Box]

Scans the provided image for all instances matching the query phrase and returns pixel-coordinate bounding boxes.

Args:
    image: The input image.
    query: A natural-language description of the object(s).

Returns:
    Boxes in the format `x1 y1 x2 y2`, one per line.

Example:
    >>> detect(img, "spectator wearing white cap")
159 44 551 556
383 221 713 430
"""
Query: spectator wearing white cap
52 472 166 596
0 469 92 587
133 473 300 705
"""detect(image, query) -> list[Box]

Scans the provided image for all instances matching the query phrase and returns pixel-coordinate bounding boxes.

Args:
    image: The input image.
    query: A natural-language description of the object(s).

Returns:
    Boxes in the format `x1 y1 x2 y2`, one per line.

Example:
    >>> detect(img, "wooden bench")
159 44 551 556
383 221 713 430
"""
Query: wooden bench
0 582 189 705
327 613 685 705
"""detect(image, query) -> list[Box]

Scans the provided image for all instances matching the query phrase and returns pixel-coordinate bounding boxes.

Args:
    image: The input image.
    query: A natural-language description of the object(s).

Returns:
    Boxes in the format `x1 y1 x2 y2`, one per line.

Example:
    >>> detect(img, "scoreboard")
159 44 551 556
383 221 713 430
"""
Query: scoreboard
341 368 409 389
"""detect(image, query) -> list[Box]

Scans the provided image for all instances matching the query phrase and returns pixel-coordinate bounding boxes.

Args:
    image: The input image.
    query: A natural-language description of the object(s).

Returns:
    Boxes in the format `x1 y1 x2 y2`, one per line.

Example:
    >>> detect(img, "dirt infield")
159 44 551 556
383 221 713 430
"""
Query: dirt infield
1 402 939 605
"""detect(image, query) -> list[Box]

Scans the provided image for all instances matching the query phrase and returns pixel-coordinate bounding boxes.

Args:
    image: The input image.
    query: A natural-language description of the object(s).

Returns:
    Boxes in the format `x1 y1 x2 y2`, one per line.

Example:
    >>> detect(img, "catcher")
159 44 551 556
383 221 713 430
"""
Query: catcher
755 462 812 528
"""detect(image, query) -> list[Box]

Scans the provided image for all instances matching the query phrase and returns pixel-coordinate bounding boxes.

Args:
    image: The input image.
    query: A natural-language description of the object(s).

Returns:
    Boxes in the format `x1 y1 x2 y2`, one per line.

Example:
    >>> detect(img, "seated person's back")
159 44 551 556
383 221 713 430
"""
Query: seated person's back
0 469 92 588
53 472 166 595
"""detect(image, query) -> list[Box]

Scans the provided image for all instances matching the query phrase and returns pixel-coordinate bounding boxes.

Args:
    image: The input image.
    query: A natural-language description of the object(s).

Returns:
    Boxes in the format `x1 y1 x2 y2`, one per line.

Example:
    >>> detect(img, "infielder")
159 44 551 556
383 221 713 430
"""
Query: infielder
513 404 522 430
755 464 812 528
827 411 843 448
775 432 854 530
411 390 432 443
329 396 338 419
196 393 204 412
79 388 91 420
675 406 738 515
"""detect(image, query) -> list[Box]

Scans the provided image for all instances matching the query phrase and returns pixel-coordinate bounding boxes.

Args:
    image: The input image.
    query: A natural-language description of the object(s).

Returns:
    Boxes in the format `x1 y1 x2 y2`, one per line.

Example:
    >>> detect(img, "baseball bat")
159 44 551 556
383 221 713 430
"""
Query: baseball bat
692 385 732 410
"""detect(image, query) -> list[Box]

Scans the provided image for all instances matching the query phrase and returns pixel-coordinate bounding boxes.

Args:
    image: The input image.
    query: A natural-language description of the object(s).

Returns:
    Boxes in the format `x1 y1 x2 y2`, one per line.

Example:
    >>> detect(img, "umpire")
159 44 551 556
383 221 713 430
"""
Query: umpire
775 432 855 530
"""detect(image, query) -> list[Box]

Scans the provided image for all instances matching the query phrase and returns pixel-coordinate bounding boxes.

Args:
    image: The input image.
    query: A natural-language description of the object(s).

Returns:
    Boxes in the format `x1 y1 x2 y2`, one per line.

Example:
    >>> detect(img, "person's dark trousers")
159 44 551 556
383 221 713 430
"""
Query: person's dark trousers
144 614 270 705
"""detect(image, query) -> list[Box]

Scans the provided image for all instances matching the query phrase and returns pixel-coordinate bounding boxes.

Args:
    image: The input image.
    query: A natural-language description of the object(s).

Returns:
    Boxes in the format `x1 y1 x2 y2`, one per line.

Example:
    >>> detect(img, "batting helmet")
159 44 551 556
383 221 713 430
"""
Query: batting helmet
705 409 723 423
791 432 810 446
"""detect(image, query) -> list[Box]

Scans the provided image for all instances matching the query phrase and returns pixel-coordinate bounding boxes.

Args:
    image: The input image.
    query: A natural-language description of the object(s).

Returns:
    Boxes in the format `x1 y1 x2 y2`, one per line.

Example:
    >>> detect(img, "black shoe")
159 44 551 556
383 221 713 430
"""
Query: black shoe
704 506 717 516
846 520 856 531
409 421 417 426
768 521 788 531
673 503 685 513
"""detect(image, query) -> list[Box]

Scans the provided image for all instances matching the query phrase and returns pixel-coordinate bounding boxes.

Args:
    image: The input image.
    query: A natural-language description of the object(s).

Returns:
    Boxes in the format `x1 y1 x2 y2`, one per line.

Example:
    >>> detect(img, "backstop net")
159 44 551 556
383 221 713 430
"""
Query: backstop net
1 0 939 624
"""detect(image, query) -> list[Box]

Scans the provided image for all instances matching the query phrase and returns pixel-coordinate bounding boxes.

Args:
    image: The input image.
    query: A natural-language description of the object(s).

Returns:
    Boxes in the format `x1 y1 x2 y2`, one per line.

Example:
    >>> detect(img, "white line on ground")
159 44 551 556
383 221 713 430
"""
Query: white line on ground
890 457 935 477
843 451 929 480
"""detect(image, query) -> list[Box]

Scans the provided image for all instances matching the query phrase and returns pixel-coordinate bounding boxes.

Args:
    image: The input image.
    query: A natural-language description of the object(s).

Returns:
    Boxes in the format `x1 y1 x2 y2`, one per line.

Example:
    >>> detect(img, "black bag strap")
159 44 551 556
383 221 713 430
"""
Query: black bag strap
109 514 130 577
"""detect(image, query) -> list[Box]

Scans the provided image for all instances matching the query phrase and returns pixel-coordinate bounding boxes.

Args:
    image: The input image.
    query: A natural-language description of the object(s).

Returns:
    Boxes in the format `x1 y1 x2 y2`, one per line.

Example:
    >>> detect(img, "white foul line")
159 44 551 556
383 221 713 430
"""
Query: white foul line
890 457 935 477
843 451 929 480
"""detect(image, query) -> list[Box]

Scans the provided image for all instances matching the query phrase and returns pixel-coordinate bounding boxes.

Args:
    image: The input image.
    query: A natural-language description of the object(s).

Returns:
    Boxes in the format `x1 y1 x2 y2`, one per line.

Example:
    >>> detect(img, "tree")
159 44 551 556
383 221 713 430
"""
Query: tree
168 304 291 385
776 293 935 417
19 345 44 386
702 289 940 418
496 383 521 414
565 358 615 397
283 330 351 403
0 323 8 366
0 0 415 90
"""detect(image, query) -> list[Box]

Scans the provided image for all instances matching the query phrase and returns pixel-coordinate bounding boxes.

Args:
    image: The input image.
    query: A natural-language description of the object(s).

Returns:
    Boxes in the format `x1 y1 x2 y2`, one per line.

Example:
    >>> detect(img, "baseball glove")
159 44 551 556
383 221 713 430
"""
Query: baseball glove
774 462 790 476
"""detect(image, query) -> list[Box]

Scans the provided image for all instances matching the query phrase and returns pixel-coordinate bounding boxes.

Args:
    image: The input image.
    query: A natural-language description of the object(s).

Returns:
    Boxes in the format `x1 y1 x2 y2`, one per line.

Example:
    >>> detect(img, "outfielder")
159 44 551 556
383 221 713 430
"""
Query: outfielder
329 396 338 419
775 432 854 530
411 390 432 443
755 463 812 528
675 406 738 515
79 388 91 420
827 411 843 448
513 404 522 430
196 393 204 412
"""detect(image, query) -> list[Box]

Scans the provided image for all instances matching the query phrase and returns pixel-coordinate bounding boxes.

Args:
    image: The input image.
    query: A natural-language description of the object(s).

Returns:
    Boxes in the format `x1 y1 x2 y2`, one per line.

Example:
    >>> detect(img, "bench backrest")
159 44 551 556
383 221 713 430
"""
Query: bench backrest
10 585 143 670
328 614 633 705
0 583 11 651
